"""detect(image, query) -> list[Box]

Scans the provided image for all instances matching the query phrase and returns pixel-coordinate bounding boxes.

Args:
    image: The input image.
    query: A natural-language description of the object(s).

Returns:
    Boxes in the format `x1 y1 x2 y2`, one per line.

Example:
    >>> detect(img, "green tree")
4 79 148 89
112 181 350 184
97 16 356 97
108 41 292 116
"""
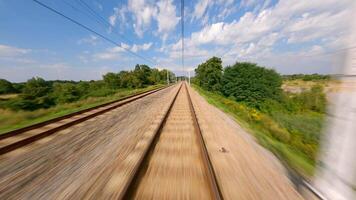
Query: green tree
194 57 223 91
0 79 16 94
12 77 54 110
103 72 120 89
134 64 152 86
149 68 162 84
222 62 282 107
159 69 175 84
22 77 51 100
53 83 80 103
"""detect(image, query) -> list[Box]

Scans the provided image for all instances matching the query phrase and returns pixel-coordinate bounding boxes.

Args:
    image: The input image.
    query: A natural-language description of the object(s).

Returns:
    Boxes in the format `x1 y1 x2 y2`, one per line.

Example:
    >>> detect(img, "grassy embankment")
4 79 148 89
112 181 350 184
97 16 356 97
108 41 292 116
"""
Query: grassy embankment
193 84 325 177
0 85 162 134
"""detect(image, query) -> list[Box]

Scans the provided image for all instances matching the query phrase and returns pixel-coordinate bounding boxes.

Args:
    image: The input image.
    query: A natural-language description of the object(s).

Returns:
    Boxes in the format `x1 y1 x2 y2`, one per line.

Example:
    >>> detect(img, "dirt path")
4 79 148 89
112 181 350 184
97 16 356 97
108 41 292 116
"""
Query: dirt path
188 85 303 200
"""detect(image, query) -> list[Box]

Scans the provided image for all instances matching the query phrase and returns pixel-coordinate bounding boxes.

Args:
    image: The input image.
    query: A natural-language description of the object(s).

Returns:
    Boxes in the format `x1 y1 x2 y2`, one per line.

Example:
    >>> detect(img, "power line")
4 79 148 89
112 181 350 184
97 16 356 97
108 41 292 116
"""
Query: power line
32 0 156 65
62 0 107 28
75 0 135 45
181 0 185 79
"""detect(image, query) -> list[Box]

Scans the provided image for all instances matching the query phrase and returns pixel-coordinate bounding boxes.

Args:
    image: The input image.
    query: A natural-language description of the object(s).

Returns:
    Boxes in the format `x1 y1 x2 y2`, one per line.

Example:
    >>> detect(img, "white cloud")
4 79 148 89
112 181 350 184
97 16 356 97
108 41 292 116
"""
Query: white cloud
109 6 128 28
192 0 211 21
183 0 353 53
131 42 153 52
239 0 258 8
93 45 126 61
155 0 180 40
127 0 157 37
94 42 152 60
0 44 31 57
285 10 349 44
77 35 100 46
109 8 119 26
162 0 354 74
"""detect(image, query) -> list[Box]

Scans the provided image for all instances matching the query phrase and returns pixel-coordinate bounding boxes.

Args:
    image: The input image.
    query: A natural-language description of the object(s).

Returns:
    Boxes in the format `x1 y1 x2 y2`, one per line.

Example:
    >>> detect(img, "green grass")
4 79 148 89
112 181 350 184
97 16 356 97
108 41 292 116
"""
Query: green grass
0 85 163 134
192 84 319 177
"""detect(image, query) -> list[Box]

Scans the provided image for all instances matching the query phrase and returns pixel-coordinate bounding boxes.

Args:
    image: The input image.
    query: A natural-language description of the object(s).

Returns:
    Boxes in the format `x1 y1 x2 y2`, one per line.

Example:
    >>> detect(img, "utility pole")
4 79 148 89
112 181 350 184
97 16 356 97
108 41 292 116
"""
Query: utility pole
188 70 191 85
166 70 169 85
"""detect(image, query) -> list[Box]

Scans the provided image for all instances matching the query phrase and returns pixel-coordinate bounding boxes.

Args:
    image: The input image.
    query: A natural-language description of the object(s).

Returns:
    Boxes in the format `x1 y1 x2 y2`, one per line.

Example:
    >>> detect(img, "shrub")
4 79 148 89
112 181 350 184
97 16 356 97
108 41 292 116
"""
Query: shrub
222 62 282 107
194 57 223 92
21 77 51 100
0 79 16 94
53 83 80 103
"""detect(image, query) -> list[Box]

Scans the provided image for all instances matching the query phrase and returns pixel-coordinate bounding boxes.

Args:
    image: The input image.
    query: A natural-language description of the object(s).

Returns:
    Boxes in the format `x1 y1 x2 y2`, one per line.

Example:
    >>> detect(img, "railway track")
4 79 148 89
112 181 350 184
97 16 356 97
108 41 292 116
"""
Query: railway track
0 82 305 199
120 82 223 199
0 85 170 155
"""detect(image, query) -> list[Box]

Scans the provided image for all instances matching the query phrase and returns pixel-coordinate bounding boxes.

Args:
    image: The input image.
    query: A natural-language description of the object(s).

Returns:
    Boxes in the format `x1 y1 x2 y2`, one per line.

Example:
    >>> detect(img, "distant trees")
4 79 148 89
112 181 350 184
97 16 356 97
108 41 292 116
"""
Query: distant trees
0 65 175 111
222 62 282 107
103 72 121 89
8 77 55 110
283 74 330 81
102 65 175 89
53 83 80 103
0 79 16 94
22 77 51 100
194 57 223 92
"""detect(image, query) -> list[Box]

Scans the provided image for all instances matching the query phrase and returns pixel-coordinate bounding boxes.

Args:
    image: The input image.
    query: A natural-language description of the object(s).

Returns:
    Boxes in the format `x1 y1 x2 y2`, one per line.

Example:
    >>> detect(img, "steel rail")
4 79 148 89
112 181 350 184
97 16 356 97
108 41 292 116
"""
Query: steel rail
186 83 223 200
0 85 172 155
118 83 182 199
120 82 223 199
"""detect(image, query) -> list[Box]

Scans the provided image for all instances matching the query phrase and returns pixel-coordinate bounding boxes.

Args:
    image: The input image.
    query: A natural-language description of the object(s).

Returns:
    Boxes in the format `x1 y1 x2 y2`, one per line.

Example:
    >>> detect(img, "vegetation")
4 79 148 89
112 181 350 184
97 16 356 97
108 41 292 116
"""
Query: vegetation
0 86 160 134
0 79 17 94
194 57 223 92
222 62 282 108
0 65 174 133
283 74 330 81
194 57 327 176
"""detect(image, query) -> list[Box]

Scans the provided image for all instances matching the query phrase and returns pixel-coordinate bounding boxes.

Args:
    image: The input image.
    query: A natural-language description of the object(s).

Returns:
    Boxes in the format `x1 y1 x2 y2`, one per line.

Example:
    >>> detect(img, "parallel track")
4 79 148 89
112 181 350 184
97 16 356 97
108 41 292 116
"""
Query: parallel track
120 83 223 199
0 86 170 155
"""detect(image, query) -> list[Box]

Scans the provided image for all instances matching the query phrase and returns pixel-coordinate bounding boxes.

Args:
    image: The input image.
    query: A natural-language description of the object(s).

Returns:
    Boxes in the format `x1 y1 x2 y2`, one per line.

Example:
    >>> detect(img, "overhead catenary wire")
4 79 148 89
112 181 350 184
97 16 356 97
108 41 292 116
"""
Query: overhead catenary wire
181 0 185 80
75 0 135 45
32 0 156 65
62 0 105 29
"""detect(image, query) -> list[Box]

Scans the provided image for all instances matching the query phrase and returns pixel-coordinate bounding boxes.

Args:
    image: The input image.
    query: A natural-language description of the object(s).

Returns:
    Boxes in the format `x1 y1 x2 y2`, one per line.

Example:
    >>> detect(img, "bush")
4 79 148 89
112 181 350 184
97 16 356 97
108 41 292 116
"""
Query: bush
103 72 120 89
53 83 80 103
283 74 330 81
6 96 55 111
0 79 16 94
21 77 51 100
293 85 326 113
222 62 282 107
194 57 223 92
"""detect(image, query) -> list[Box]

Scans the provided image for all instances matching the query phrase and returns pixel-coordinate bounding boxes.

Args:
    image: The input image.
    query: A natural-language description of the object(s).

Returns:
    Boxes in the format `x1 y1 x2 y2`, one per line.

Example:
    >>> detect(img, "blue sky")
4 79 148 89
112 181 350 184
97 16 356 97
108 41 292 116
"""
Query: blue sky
0 0 354 82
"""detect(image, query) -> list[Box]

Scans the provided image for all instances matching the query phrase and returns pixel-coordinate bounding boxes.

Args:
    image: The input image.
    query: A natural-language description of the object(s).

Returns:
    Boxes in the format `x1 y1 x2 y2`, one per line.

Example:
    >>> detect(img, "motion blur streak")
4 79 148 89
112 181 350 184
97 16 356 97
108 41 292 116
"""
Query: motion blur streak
315 2 356 199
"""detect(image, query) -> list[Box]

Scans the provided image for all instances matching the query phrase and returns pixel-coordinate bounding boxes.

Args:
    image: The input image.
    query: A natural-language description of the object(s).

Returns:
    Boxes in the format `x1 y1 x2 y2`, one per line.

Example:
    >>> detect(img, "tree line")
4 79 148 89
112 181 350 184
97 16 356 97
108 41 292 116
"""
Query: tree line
282 74 330 81
0 64 175 111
